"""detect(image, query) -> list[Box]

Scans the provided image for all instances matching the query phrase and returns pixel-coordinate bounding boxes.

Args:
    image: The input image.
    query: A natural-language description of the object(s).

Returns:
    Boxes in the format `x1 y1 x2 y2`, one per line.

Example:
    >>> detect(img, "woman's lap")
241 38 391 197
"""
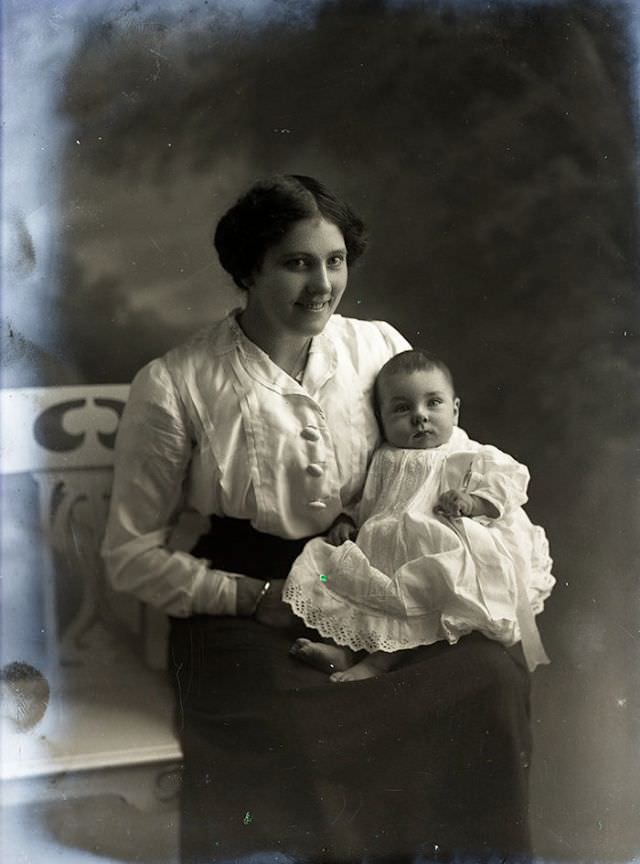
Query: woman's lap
169 617 531 863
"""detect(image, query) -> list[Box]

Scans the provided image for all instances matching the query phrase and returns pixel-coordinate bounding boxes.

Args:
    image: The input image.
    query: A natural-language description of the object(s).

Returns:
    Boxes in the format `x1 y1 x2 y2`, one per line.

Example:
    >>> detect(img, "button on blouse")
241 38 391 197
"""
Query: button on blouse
301 426 321 442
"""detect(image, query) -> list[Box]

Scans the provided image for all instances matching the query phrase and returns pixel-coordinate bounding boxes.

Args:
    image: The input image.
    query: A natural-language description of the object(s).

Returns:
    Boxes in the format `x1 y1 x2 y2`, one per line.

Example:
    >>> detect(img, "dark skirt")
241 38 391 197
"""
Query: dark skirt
169 517 532 863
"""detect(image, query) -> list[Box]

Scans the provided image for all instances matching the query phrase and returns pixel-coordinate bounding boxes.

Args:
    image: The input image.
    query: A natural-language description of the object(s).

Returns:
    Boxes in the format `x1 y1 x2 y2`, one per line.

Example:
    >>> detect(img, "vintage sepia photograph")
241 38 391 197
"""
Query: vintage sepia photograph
1 1 638 862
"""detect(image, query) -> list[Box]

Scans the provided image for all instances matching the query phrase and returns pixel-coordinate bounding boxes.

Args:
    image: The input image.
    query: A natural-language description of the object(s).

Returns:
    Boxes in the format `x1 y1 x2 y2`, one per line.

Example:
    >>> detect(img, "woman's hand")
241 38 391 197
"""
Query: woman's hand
236 576 297 628
254 580 299 629
326 514 358 546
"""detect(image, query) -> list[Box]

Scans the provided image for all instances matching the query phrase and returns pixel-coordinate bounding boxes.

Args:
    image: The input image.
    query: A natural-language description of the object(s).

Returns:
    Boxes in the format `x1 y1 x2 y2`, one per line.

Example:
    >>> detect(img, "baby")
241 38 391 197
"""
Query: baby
283 350 554 681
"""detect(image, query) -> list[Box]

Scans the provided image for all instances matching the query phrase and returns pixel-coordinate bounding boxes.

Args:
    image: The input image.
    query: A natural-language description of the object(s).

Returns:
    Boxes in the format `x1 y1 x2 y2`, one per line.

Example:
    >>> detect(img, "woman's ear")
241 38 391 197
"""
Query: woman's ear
453 397 461 425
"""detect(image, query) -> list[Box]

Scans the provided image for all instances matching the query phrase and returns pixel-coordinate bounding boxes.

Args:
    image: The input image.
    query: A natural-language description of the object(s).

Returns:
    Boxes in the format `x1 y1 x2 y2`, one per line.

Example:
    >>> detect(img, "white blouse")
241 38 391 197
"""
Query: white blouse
101 312 410 617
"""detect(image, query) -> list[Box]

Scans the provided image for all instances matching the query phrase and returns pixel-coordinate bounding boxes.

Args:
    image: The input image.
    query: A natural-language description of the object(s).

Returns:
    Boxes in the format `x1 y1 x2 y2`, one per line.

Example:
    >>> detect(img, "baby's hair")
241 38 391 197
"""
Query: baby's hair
373 350 456 416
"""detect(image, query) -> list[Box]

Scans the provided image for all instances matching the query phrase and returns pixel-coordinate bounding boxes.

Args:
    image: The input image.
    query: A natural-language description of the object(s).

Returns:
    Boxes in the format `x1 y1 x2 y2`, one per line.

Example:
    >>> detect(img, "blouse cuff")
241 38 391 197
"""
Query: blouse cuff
191 567 239 616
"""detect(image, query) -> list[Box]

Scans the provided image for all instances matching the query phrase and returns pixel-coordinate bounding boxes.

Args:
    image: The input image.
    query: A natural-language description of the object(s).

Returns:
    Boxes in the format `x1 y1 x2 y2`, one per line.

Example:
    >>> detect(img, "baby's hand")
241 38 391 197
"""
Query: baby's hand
326 515 358 546
435 489 476 518
436 490 498 519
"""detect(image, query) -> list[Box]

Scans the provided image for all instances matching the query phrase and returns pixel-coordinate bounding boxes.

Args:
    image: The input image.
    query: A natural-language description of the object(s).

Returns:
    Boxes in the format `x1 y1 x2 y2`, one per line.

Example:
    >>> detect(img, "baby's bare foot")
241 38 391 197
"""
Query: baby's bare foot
330 657 384 683
289 638 354 674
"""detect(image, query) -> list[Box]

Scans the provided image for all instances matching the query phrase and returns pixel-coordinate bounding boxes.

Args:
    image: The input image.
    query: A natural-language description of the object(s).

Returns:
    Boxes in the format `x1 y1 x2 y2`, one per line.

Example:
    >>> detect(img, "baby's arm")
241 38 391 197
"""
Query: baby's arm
436 489 499 519
326 513 358 546
437 446 530 520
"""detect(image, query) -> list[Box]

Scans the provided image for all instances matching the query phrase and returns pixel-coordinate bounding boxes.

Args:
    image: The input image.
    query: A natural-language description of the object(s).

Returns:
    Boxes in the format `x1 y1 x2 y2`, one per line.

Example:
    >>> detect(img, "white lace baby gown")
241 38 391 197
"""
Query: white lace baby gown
283 427 554 670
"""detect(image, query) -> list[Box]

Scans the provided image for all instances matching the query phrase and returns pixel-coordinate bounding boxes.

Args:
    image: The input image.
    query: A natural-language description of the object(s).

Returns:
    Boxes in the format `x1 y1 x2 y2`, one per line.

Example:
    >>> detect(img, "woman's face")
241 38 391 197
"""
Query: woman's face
244 217 348 339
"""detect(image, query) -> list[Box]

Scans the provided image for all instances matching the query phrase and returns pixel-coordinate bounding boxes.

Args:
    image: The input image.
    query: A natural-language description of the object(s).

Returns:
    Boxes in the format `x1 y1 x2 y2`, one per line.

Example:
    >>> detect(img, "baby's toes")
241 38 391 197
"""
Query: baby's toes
289 638 312 656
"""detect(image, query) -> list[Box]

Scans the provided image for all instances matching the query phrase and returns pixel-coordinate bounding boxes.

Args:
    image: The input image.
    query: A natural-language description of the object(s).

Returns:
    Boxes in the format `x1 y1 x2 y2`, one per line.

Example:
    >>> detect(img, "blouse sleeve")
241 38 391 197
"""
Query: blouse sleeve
101 359 239 618
465 446 530 519
374 320 412 356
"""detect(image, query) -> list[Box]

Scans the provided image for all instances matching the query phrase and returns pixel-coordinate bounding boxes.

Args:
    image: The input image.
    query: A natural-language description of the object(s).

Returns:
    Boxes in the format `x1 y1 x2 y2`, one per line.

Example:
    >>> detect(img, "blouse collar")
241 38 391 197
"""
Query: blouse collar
226 309 337 396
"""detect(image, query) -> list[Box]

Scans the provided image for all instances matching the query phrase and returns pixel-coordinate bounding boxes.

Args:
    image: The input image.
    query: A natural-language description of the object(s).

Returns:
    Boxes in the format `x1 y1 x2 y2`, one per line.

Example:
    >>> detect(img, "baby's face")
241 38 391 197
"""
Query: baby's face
378 368 460 449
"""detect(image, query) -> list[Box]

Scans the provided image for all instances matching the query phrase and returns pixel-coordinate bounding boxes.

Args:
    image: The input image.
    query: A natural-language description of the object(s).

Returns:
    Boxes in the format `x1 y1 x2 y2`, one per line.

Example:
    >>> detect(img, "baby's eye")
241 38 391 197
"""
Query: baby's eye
428 399 443 408
393 403 410 413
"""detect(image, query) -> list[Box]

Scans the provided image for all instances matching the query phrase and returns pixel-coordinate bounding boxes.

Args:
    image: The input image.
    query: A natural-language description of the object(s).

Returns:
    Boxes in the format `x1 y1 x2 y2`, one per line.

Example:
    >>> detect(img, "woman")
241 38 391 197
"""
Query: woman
102 175 532 863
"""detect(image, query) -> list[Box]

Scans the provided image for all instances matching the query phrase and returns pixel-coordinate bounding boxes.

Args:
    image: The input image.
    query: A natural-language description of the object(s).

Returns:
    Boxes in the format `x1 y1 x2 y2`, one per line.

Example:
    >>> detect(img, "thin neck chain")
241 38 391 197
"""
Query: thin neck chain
288 338 312 382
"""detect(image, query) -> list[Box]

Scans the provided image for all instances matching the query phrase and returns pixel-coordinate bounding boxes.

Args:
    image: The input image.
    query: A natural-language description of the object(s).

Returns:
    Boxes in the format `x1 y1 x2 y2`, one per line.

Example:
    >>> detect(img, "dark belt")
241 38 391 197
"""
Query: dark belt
190 514 315 581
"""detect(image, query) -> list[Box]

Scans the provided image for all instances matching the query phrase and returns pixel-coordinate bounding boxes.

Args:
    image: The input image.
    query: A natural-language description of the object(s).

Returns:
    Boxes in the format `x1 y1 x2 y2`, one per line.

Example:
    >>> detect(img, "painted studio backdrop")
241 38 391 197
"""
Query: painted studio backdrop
2 0 639 862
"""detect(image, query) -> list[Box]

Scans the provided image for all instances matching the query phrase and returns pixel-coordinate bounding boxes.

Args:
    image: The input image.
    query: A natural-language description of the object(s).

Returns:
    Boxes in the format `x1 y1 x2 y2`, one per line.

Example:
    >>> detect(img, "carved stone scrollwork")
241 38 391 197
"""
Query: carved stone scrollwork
93 398 125 450
2 387 181 801
23 391 143 669
33 398 125 453
2 386 129 475
2 387 167 674
34 399 88 452
32 470 141 668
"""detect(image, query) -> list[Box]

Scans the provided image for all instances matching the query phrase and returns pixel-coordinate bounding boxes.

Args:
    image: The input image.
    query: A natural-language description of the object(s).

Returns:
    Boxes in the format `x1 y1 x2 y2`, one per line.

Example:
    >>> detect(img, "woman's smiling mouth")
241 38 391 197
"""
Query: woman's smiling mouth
296 299 330 312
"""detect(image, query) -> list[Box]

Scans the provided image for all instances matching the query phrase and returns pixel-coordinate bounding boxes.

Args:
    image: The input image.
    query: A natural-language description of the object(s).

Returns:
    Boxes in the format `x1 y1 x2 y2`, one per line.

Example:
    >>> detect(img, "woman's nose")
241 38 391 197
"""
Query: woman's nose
308 265 332 293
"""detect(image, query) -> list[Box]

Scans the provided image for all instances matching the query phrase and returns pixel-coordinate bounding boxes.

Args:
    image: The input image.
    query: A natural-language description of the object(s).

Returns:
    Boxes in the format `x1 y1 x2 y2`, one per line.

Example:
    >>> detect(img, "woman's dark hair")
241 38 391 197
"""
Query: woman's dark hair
374 350 457 416
213 174 368 289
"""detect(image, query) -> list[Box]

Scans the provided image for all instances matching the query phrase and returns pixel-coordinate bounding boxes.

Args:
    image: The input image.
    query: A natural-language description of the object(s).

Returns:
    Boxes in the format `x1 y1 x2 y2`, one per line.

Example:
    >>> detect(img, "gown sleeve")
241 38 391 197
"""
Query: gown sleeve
463 445 530 518
448 445 552 670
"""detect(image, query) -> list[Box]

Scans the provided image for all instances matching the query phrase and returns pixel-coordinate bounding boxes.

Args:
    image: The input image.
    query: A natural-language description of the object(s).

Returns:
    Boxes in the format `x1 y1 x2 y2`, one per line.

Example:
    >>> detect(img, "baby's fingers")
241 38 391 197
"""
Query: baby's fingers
436 491 462 517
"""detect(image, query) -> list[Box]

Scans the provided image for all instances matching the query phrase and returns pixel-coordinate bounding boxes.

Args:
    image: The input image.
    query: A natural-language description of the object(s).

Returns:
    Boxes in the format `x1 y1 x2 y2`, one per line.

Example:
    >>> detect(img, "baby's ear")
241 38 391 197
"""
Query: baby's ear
453 397 461 425
371 389 381 421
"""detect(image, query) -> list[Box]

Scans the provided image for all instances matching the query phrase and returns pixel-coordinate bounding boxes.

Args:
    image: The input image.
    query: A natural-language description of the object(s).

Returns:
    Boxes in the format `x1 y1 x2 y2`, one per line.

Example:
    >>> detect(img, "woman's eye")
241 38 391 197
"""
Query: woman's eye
328 255 346 269
286 258 308 270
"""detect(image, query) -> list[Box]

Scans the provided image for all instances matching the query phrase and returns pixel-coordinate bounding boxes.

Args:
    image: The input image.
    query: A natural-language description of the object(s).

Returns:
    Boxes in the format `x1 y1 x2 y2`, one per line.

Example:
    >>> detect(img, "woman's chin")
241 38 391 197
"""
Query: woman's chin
292 306 334 333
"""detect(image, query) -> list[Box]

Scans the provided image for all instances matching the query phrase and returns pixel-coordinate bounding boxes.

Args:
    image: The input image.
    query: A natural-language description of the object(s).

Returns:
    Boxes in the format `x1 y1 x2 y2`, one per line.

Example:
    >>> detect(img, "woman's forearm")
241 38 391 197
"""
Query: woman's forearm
102 536 240 617
236 574 270 616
